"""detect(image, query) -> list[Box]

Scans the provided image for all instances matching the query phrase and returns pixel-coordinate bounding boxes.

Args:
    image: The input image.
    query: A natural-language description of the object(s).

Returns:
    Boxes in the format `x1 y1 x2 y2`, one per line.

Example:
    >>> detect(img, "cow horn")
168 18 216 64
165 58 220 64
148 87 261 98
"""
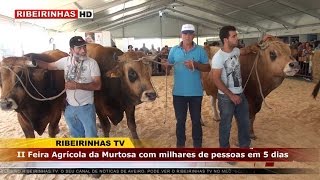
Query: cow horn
258 41 268 50
24 56 38 67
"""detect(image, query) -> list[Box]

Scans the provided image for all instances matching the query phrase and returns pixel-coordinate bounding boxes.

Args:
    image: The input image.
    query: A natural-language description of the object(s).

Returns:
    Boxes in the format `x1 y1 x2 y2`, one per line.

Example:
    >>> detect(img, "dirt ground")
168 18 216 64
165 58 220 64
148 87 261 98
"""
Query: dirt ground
0 76 319 180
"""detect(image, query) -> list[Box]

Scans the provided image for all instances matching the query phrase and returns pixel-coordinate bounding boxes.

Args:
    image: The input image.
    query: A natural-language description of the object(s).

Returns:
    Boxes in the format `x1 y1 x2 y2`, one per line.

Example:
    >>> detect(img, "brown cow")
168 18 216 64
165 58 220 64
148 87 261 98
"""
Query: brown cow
86 44 157 143
202 37 300 139
0 50 67 138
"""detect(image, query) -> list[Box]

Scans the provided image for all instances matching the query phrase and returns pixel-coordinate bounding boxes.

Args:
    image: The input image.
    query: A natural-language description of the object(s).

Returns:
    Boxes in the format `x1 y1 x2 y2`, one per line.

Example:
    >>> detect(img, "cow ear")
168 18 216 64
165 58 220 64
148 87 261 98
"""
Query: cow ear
106 66 122 78
248 44 260 53
112 52 118 61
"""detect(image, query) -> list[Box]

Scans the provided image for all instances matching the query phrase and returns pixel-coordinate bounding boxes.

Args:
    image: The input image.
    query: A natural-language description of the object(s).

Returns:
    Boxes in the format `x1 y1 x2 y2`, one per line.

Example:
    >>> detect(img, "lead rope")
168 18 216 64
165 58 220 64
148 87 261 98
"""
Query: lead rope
25 67 46 98
255 57 272 109
1 66 66 101
242 51 271 109
139 58 195 124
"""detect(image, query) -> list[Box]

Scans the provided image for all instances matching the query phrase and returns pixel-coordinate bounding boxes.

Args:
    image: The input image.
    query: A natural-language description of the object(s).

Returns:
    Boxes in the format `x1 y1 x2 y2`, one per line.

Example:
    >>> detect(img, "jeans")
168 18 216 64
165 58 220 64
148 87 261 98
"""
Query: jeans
218 93 251 148
173 96 203 148
64 103 97 137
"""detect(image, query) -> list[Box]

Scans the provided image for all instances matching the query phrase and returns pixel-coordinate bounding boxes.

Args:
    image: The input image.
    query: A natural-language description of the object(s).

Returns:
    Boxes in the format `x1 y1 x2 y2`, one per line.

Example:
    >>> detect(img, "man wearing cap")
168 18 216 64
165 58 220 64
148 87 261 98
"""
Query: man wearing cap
162 24 211 148
35 36 101 137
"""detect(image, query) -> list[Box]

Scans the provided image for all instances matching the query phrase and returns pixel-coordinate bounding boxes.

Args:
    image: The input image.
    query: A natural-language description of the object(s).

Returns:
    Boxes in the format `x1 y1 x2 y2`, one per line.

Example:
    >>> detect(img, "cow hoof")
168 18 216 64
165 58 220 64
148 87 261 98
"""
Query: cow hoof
213 118 220 122
132 140 144 148
200 119 205 126
250 134 257 140
54 127 60 134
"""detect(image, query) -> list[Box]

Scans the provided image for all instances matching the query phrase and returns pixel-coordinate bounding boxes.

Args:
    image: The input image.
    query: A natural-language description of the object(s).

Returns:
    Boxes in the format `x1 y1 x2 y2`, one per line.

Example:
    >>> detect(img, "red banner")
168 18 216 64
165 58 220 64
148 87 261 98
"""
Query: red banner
1 148 318 162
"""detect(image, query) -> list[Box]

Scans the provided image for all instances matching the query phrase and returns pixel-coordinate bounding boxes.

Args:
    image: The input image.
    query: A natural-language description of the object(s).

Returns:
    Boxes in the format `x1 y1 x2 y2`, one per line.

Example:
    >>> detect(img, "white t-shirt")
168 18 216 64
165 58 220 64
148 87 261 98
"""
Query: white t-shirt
211 48 243 94
55 56 101 106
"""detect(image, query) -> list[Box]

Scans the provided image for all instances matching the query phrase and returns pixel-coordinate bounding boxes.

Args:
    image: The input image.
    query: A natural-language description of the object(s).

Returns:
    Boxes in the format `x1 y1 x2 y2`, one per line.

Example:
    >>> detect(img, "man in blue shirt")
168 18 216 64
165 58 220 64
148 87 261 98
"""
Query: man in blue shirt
163 24 210 148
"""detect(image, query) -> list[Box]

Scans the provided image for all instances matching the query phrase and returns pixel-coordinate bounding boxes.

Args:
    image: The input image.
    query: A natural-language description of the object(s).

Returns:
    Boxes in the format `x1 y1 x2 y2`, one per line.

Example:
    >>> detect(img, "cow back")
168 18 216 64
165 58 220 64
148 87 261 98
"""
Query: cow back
86 43 123 73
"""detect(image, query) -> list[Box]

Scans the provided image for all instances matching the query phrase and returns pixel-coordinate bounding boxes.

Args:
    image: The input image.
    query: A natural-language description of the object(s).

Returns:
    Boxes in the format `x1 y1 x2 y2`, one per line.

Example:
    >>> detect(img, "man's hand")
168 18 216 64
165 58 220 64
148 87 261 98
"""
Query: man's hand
161 59 169 68
65 81 77 90
229 94 241 105
161 58 172 73
184 60 195 70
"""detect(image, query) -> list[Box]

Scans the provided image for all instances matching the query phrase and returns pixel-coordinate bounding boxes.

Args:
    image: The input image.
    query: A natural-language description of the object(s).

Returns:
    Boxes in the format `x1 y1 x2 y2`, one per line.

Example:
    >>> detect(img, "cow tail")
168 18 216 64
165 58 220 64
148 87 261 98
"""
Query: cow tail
312 80 320 99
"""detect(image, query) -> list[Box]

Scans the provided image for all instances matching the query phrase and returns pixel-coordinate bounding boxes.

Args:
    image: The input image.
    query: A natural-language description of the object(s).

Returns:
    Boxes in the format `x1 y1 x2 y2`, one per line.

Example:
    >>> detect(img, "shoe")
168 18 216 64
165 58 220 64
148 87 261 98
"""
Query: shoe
303 77 312 81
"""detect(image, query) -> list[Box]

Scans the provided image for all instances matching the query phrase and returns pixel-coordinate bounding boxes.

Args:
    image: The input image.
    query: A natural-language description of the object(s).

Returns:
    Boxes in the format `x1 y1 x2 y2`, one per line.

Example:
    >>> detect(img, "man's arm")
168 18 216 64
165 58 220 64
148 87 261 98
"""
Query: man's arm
35 60 59 70
184 60 210 72
212 69 241 105
161 59 172 72
65 76 101 91
194 61 211 72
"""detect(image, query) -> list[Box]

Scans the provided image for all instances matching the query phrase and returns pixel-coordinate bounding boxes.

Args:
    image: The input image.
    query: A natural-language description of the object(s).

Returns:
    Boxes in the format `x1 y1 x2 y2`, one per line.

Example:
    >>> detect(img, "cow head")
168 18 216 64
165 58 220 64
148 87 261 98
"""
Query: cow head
0 56 41 111
106 52 157 105
255 37 299 77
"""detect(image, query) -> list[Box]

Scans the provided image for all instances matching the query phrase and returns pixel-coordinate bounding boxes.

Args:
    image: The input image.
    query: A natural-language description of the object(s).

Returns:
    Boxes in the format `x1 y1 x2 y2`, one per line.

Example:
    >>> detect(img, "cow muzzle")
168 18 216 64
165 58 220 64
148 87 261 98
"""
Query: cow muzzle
0 98 18 111
284 61 300 76
140 90 157 102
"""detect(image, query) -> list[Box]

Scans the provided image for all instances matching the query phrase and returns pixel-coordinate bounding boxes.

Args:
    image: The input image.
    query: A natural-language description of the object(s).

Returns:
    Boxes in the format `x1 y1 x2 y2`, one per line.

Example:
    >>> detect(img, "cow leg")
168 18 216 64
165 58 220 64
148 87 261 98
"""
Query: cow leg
96 109 111 137
211 96 220 121
250 115 257 140
48 108 62 138
17 113 35 138
125 105 138 139
125 105 143 147
200 117 205 126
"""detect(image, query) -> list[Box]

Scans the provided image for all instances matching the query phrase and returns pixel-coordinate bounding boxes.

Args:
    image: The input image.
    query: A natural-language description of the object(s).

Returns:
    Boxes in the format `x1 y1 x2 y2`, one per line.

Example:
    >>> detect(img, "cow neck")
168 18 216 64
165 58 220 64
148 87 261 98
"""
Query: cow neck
248 50 273 109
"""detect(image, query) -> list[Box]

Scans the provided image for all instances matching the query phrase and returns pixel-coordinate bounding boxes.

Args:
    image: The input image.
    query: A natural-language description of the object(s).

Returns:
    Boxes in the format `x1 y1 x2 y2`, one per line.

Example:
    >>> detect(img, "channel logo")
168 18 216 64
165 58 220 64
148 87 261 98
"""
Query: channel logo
14 9 93 19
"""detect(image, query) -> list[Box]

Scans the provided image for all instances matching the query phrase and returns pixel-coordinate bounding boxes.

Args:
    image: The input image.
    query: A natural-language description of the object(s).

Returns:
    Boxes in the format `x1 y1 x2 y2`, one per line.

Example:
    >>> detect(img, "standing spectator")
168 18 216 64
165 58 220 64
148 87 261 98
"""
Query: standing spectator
302 42 313 81
211 26 251 148
139 43 150 54
34 36 101 138
162 24 210 148
150 44 158 55
128 45 134 52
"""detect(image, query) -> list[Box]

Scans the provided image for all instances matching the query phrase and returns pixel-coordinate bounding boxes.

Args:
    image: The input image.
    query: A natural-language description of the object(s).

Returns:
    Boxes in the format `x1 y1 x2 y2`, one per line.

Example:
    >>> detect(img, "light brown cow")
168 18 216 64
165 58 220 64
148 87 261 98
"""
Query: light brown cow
202 37 300 139
86 44 157 144
0 50 67 138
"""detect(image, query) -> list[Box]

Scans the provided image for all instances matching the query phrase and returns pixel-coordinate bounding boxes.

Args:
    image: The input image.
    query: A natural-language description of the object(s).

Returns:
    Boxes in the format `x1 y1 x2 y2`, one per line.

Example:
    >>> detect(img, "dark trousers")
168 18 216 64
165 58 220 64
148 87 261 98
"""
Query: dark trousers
173 96 203 148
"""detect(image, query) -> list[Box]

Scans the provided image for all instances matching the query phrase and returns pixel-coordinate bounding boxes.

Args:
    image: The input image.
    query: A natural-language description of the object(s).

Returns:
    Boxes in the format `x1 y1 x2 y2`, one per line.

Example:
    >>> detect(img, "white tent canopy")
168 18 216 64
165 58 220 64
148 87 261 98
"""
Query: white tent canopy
0 0 319 38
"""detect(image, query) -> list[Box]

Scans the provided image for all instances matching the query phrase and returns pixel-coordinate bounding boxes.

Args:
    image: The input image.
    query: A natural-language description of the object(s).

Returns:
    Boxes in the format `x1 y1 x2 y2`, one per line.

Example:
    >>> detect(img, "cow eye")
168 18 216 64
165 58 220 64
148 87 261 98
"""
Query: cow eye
128 68 138 82
269 51 277 61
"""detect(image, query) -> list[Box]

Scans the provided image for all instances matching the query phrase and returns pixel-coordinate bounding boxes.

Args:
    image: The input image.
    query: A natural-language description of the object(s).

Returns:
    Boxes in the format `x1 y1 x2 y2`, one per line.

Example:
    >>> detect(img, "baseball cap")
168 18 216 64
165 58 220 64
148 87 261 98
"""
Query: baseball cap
181 24 195 34
69 36 86 48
